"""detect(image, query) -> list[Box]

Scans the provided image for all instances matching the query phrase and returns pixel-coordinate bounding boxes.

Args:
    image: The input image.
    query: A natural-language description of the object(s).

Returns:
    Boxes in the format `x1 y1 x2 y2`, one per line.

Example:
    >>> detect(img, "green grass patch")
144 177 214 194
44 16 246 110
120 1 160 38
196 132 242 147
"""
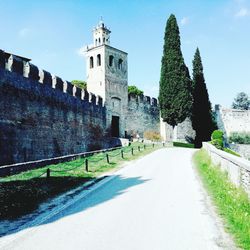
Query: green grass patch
0 142 163 220
209 140 241 157
193 149 250 249
223 148 241 157
173 141 194 148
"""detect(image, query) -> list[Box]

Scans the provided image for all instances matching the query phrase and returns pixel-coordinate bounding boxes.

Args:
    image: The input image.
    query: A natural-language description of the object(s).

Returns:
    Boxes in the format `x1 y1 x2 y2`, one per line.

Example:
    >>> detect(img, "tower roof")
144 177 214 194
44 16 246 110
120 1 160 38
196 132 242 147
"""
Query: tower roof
94 19 111 34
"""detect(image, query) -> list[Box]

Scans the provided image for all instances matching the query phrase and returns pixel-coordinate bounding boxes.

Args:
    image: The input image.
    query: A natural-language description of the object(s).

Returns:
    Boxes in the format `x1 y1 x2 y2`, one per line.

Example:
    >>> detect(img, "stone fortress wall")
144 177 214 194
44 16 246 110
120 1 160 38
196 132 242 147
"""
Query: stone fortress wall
0 21 196 166
215 105 250 159
0 49 160 166
0 50 110 166
125 94 195 142
126 94 159 138
160 117 195 143
215 104 250 138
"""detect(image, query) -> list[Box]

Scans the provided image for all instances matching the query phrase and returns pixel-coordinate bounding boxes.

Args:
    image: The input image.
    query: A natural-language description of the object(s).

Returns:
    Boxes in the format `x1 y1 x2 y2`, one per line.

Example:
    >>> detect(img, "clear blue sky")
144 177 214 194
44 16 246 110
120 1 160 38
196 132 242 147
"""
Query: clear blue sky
1 0 250 108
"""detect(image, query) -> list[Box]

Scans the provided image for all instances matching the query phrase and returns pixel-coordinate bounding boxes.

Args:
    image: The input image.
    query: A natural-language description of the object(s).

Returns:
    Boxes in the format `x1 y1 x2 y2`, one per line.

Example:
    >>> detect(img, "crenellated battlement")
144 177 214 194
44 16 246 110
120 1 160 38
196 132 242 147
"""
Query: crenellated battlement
128 93 158 107
0 20 162 166
126 93 160 138
24 61 39 81
0 50 103 107
0 50 108 166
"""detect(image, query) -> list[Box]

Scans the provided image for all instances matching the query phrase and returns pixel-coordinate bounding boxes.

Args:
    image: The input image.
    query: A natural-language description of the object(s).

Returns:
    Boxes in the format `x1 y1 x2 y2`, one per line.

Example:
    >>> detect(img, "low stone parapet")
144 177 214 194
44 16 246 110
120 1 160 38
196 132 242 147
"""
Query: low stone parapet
229 143 250 160
202 142 250 197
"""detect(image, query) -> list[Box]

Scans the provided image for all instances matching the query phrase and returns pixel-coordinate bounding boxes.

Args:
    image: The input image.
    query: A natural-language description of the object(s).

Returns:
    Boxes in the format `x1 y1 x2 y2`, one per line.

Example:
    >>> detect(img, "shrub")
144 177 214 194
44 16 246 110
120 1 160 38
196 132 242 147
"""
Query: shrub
211 139 223 150
229 132 250 144
211 130 223 140
144 131 161 141
128 85 143 96
210 130 241 156
71 80 87 90
211 130 224 150
173 142 194 148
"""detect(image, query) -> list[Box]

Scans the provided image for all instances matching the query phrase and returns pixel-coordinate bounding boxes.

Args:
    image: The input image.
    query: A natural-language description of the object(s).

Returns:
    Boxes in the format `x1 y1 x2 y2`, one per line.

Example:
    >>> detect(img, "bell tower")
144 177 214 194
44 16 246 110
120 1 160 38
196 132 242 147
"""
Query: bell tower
85 21 128 138
93 20 111 46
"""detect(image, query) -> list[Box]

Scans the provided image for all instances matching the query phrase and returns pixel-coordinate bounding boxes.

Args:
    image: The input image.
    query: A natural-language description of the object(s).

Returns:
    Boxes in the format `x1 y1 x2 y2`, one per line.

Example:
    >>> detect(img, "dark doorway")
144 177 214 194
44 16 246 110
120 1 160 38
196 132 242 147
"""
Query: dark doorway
111 116 119 137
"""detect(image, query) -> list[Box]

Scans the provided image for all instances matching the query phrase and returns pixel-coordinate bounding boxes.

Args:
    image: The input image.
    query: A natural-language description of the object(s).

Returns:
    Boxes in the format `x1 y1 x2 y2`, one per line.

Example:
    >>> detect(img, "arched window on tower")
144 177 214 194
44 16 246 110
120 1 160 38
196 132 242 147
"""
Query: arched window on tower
118 59 123 70
103 37 105 44
95 39 97 46
90 56 94 68
97 54 101 66
98 38 101 45
109 55 114 67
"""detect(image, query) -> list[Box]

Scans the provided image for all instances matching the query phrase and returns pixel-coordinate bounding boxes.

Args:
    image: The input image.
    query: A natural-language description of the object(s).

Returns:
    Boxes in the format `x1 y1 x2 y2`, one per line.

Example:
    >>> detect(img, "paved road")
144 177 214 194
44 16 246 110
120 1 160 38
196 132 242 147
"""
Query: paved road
1 148 235 250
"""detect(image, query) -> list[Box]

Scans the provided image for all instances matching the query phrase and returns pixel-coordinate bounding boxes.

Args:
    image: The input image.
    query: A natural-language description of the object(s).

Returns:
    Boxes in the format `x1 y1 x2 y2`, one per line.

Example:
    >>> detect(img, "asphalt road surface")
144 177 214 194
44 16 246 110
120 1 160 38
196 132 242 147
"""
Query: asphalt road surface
1 148 236 250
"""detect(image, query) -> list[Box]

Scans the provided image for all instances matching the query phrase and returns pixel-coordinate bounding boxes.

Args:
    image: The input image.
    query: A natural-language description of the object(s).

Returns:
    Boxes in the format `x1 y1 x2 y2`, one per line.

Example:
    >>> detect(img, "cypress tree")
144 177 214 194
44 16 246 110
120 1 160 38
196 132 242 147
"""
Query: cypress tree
191 48 216 147
159 14 192 129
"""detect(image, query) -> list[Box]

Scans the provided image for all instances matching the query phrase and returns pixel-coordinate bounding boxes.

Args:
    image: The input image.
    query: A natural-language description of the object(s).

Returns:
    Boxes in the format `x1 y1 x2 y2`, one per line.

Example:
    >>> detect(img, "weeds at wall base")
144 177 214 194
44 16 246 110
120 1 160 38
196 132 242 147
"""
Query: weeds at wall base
193 149 250 250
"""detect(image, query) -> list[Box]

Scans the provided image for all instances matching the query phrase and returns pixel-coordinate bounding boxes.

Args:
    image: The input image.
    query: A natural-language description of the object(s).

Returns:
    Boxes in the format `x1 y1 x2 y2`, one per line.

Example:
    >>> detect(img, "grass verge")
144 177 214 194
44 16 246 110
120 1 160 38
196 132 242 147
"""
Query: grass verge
193 149 250 250
208 141 241 157
223 147 241 157
0 142 163 220
173 141 194 148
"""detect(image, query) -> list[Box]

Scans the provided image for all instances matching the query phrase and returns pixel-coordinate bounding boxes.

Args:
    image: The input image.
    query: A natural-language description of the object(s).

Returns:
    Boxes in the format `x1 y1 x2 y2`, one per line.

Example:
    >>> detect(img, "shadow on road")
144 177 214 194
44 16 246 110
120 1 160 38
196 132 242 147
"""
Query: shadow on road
0 175 148 238
47 175 149 224
0 177 92 221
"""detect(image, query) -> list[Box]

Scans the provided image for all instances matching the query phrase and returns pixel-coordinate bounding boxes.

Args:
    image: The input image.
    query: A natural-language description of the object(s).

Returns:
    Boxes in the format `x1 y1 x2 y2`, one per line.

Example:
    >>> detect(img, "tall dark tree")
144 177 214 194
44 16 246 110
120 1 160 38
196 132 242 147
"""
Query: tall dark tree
159 14 192 130
191 48 216 147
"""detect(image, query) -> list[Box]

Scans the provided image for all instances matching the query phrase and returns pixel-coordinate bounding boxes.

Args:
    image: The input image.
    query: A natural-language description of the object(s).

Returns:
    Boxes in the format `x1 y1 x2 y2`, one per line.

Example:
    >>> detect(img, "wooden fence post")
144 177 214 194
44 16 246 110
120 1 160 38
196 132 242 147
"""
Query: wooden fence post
85 159 88 172
106 154 110 163
46 168 50 178
121 150 124 159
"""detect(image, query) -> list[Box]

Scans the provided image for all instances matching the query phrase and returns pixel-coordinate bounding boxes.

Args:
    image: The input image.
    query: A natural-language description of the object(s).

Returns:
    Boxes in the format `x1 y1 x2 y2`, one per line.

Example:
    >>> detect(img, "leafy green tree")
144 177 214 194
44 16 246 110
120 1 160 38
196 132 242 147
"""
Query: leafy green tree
159 14 192 129
191 48 216 147
128 85 143 96
71 80 87 90
232 92 250 110
229 132 250 144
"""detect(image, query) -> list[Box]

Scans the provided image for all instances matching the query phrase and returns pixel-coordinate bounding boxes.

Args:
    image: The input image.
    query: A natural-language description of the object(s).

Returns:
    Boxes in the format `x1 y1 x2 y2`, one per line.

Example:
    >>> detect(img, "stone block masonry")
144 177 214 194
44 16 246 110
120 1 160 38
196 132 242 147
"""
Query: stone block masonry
125 94 160 138
0 52 108 166
0 48 160 166
203 142 250 197
85 21 161 140
229 144 250 160
215 105 250 139
160 117 196 143
215 105 250 158
0 21 196 167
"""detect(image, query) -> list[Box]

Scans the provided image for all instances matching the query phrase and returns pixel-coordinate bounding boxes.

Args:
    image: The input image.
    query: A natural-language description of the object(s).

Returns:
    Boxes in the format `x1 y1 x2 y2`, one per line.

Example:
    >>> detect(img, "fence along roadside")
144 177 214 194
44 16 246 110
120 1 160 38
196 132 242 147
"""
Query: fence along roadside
0 143 163 178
